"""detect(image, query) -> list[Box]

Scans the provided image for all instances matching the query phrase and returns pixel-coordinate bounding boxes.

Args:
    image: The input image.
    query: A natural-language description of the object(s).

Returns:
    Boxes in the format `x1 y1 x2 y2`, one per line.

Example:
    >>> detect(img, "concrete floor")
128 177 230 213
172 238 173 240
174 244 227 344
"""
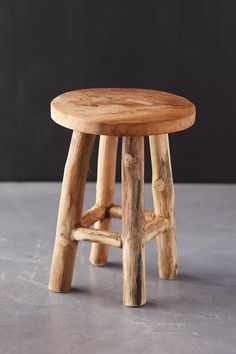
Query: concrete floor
0 183 236 354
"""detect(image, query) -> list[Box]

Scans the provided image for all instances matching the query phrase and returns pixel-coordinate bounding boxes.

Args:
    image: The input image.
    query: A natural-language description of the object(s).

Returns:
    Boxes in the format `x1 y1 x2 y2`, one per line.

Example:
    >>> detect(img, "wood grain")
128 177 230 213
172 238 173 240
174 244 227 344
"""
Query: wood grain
48 131 95 292
145 217 170 243
149 134 178 279
80 205 106 228
122 136 146 307
72 227 122 248
89 135 118 265
109 204 154 222
51 88 196 136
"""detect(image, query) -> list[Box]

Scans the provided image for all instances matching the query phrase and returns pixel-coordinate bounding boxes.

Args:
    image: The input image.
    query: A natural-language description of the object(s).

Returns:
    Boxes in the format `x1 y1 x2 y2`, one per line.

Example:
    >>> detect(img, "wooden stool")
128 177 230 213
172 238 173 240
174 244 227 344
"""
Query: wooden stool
48 88 195 307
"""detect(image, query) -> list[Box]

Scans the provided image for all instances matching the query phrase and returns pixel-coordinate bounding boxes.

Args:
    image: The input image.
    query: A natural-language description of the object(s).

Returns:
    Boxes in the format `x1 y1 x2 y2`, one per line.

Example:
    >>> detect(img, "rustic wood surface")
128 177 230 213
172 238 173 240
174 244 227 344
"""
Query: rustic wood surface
122 136 146 307
72 227 122 248
109 204 154 222
90 136 118 265
48 131 95 292
149 134 178 279
51 88 195 136
48 87 195 305
145 217 170 243
80 205 106 228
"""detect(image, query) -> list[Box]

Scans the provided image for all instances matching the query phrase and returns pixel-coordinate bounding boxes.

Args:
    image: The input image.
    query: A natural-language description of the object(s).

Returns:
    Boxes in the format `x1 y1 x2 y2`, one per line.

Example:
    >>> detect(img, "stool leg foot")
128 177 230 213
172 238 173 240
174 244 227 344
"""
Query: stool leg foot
48 131 95 292
89 136 118 265
122 136 146 307
149 134 178 279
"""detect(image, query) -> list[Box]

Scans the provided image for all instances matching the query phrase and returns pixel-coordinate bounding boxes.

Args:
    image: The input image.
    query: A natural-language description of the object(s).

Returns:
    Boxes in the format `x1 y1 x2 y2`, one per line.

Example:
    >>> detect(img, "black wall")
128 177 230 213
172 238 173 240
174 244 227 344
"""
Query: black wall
0 0 236 182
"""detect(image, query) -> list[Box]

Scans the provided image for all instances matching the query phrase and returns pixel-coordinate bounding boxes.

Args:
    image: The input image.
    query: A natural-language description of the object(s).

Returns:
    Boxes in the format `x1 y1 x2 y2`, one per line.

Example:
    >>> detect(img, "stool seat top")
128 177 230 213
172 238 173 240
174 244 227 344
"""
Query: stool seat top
51 88 195 136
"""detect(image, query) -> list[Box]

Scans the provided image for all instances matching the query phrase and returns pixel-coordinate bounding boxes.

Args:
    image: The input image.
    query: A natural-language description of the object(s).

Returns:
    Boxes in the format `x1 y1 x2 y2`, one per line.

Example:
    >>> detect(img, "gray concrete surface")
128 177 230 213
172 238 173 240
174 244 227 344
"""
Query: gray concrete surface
0 183 236 354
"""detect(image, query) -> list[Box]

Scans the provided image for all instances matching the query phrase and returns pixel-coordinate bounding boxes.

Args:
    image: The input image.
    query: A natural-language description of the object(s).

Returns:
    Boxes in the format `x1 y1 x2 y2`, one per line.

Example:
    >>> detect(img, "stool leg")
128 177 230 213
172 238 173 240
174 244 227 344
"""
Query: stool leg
149 134 178 279
48 131 95 292
122 136 146 307
89 136 118 265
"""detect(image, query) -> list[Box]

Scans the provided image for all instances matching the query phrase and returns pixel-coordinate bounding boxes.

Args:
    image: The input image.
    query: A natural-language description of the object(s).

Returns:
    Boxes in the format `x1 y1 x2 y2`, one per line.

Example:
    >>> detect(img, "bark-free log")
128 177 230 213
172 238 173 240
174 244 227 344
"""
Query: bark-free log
80 205 106 228
149 134 178 279
90 136 118 265
48 131 95 292
145 217 170 243
109 204 154 222
122 136 146 307
72 227 122 248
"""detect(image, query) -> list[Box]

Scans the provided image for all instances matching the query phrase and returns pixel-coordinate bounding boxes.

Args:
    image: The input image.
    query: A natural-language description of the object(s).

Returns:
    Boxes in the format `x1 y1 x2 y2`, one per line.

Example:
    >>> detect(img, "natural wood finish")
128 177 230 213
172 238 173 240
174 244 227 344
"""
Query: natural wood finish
109 204 154 222
72 227 122 248
108 204 122 219
145 217 170 243
48 131 95 292
149 134 178 279
122 136 146 307
51 88 196 136
48 87 195 306
80 205 106 228
90 136 118 265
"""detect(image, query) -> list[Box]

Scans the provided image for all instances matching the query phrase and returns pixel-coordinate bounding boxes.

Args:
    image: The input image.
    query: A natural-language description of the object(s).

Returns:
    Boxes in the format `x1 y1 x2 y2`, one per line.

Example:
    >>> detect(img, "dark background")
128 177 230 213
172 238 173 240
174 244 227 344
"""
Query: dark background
0 0 235 182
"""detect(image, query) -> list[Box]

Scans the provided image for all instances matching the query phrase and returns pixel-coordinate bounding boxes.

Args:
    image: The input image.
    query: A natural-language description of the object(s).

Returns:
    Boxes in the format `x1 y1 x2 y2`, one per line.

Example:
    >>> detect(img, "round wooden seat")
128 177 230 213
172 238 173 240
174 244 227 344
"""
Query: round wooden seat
51 88 196 136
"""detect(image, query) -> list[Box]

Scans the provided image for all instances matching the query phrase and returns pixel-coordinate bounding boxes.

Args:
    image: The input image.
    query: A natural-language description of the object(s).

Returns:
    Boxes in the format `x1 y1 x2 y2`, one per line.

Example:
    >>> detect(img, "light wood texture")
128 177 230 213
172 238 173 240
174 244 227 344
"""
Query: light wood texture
51 88 196 136
80 205 106 228
122 136 146 307
109 204 154 222
48 131 95 292
145 217 170 243
149 134 178 279
72 227 122 248
108 204 122 219
90 136 118 265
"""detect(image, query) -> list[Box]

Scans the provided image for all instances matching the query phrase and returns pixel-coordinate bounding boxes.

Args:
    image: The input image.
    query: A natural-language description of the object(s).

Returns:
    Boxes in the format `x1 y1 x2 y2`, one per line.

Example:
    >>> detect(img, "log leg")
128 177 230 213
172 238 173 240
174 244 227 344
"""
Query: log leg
48 131 95 292
149 134 178 279
122 136 146 307
89 136 118 265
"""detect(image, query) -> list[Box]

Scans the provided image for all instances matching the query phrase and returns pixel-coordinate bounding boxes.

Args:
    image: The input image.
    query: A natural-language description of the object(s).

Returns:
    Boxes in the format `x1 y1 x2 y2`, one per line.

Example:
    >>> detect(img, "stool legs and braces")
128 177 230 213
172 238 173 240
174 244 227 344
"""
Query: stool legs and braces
49 133 177 307
48 88 195 307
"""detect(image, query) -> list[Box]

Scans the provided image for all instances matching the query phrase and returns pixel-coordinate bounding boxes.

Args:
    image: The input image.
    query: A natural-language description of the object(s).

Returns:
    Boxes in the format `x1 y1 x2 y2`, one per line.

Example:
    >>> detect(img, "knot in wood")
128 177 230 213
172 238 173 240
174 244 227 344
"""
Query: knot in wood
124 154 137 167
153 178 165 191
59 234 71 247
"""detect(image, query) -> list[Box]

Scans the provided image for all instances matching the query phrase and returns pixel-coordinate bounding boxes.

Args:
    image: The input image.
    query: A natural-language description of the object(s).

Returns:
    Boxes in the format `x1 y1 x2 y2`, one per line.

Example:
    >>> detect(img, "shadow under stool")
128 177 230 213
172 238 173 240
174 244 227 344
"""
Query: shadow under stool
48 88 196 307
